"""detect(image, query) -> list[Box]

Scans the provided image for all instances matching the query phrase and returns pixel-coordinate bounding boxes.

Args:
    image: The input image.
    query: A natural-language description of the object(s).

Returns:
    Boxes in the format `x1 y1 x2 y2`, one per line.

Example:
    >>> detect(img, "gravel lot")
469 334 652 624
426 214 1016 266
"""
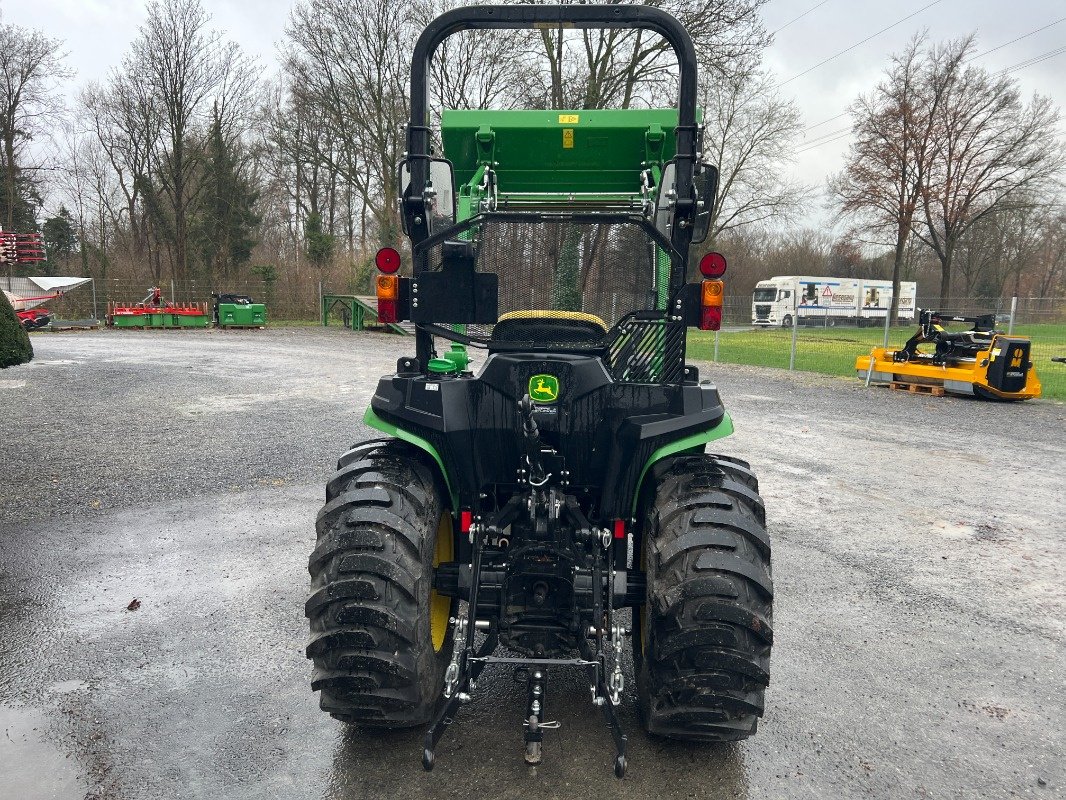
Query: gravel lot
1 328 1063 799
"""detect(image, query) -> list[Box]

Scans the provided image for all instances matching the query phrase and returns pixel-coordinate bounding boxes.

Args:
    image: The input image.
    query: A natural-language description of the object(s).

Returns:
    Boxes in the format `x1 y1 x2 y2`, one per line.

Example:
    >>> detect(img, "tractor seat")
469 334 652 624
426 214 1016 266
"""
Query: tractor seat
490 310 609 353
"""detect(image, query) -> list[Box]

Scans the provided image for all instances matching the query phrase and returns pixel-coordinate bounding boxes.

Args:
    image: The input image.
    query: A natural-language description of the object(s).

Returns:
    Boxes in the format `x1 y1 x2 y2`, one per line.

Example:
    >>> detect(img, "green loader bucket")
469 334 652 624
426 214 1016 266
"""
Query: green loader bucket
441 108 694 195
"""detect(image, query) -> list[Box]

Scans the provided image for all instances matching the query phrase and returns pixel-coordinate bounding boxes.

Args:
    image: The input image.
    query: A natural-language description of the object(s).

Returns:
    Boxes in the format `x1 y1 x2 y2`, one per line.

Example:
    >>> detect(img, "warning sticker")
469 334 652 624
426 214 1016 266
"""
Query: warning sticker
558 114 579 124
562 128 575 149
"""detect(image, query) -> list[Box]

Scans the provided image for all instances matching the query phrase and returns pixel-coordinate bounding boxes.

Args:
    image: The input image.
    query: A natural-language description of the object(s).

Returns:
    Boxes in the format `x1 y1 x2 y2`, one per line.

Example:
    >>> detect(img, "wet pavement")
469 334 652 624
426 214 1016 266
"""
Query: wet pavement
1 328 1063 799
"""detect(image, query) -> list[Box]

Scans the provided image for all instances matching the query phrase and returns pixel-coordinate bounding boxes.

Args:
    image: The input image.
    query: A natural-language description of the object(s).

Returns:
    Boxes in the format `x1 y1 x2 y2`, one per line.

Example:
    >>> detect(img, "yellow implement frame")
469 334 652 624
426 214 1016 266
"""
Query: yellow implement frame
856 336 1042 400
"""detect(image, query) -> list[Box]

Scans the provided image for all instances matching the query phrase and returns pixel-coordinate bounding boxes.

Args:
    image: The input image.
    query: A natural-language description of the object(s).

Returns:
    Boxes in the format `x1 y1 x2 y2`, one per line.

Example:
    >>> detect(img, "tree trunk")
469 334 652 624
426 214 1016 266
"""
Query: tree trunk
938 245 953 306
173 198 186 282
3 133 15 230
890 226 907 326
79 222 90 278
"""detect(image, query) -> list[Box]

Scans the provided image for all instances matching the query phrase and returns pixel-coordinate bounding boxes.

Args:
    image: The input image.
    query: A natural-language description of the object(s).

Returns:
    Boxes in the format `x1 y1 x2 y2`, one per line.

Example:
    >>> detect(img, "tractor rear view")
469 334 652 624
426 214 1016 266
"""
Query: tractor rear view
306 4 772 777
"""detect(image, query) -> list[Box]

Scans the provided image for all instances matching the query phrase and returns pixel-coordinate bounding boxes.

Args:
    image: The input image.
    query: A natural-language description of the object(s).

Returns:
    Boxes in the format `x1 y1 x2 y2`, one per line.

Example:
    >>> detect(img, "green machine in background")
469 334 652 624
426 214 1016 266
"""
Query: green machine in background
212 293 267 328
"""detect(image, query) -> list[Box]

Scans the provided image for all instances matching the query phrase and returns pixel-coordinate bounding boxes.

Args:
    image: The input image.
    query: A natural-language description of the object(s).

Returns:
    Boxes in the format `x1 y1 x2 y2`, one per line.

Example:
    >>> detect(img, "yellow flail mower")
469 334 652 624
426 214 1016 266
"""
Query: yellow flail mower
856 310 1041 401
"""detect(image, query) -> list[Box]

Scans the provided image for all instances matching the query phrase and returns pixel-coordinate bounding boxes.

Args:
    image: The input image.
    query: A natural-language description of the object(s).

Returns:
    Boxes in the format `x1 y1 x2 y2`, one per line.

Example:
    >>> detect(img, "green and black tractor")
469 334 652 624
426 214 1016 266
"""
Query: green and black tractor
306 4 772 778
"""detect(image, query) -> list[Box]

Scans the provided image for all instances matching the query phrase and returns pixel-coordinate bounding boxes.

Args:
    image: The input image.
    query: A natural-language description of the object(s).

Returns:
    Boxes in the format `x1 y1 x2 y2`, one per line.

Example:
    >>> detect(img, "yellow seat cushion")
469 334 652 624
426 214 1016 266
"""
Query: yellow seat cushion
497 309 608 333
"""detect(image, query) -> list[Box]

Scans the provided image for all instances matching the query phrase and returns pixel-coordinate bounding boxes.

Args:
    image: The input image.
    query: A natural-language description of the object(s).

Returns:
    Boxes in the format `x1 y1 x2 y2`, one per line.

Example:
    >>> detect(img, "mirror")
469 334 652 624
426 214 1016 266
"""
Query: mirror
653 161 676 239
690 163 719 245
399 157 457 235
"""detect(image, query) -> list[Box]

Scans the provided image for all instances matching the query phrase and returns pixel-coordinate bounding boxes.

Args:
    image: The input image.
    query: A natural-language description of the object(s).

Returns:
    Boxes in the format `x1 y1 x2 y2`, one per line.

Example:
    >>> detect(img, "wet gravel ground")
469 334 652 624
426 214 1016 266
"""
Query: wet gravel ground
1 328 1063 799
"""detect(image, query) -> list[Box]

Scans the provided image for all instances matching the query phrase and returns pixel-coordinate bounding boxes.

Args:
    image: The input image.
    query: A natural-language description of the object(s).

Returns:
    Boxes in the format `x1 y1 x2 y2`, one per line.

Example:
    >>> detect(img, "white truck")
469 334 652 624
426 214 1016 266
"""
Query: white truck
751 275 917 327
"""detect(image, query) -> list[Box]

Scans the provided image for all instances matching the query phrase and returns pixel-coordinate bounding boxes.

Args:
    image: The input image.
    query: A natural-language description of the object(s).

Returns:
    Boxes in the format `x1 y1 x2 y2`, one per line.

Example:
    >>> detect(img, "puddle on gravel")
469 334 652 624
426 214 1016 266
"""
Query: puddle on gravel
932 519 976 539
0 704 86 799
48 680 89 695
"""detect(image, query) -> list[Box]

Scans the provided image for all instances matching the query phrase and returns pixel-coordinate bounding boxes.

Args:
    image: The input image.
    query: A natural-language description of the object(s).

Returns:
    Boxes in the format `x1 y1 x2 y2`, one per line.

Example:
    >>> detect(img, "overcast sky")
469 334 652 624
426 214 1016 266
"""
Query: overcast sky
5 0 1066 226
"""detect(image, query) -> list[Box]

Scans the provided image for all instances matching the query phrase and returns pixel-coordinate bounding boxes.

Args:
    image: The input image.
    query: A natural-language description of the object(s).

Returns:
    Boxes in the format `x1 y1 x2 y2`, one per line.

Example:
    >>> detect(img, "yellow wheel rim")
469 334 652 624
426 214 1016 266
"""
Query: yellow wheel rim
430 512 454 653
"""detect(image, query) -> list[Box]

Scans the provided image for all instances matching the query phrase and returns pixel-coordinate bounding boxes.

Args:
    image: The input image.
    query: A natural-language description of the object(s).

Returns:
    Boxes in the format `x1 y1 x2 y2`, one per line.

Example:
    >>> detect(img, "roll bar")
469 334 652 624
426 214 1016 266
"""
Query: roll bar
405 4 700 255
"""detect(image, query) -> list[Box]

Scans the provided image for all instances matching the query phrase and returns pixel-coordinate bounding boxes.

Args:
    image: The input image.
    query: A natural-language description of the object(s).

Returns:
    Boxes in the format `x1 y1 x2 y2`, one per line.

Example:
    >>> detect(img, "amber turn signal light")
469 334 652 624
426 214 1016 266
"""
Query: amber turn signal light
701 280 724 306
376 275 399 300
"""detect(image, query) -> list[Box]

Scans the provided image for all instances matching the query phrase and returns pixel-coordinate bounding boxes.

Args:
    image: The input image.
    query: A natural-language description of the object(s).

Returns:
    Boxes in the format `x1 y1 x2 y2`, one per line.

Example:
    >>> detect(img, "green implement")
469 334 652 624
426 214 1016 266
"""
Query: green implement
216 302 266 328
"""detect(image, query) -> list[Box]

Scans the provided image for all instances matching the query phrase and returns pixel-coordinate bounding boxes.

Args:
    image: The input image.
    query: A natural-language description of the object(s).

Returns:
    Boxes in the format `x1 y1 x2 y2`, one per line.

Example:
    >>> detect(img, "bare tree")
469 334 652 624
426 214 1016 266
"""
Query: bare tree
0 21 71 231
284 0 521 250
953 205 1004 297
703 66 808 254
81 70 163 272
54 125 124 282
128 0 255 281
520 0 772 110
286 0 411 248
828 35 949 322
955 198 1063 298
716 226 836 297
417 0 524 114
914 37 1065 303
1033 210 1066 297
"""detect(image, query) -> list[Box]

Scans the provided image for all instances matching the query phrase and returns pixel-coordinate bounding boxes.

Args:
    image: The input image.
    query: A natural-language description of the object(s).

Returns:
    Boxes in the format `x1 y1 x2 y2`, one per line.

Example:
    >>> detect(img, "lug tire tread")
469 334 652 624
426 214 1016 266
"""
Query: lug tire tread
307 439 451 728
636 454 773 742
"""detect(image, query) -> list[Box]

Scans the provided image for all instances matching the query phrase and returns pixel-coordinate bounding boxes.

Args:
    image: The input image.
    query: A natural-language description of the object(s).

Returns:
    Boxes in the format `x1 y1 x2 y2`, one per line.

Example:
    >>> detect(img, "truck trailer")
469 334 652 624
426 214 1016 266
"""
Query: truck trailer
751 275 916 327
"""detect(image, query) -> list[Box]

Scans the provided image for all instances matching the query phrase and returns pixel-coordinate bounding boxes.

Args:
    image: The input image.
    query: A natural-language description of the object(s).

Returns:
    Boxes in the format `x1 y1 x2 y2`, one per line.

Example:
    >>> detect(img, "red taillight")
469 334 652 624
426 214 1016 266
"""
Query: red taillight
375 247 401 273
377 298 398 323
460 510 472 533
699 252 727 278
613 518 625 539
700 305 722 331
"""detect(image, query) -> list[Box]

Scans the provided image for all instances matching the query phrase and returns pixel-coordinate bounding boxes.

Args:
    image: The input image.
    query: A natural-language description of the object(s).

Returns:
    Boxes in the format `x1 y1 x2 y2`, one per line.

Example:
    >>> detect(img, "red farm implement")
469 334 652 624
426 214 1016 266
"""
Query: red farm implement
107 287 210 328
0 230 46 265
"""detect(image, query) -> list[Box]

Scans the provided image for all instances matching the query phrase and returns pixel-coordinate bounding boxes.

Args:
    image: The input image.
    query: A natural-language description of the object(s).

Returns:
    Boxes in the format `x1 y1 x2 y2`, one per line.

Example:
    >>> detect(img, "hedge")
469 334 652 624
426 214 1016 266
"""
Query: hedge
0 289 33 368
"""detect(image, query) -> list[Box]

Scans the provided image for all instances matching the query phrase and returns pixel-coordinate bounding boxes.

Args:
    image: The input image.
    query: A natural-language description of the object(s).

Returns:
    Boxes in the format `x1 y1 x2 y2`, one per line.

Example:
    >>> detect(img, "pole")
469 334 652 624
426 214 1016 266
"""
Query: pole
713 328 719 362
318 280 323 324
91 278 98 321
864 350 877 388
789 311 798 371
881 302 892 349
1008 296 1017 335
170 278 176 304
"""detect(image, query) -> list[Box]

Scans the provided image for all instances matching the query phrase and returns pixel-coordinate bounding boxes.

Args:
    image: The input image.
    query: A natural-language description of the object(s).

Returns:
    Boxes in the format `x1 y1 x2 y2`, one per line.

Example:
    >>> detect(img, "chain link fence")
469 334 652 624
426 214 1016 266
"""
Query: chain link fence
688 296 1066 401
26 274 1065 401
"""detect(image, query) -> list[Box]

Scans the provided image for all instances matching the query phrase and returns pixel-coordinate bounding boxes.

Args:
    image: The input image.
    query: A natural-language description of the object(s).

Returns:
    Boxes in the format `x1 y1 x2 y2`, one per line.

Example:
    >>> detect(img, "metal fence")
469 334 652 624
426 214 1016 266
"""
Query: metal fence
26 277 1066 401
687 296 1066 402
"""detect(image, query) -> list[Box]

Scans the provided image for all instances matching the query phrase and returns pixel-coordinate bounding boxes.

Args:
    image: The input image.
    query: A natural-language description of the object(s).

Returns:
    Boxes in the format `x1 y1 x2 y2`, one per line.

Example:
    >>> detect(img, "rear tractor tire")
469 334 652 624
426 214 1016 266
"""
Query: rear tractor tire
635 453 772 741
306 439 454 727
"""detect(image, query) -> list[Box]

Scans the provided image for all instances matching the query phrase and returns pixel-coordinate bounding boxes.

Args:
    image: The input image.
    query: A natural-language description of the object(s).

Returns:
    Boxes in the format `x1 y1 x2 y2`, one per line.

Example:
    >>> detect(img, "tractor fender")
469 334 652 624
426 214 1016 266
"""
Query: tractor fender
630 412 734 516
363 406 457 509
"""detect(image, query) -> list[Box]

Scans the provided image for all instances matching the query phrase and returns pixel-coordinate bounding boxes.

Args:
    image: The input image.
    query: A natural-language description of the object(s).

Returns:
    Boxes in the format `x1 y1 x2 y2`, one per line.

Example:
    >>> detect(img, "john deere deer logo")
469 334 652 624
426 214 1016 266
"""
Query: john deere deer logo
529 374 560 403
